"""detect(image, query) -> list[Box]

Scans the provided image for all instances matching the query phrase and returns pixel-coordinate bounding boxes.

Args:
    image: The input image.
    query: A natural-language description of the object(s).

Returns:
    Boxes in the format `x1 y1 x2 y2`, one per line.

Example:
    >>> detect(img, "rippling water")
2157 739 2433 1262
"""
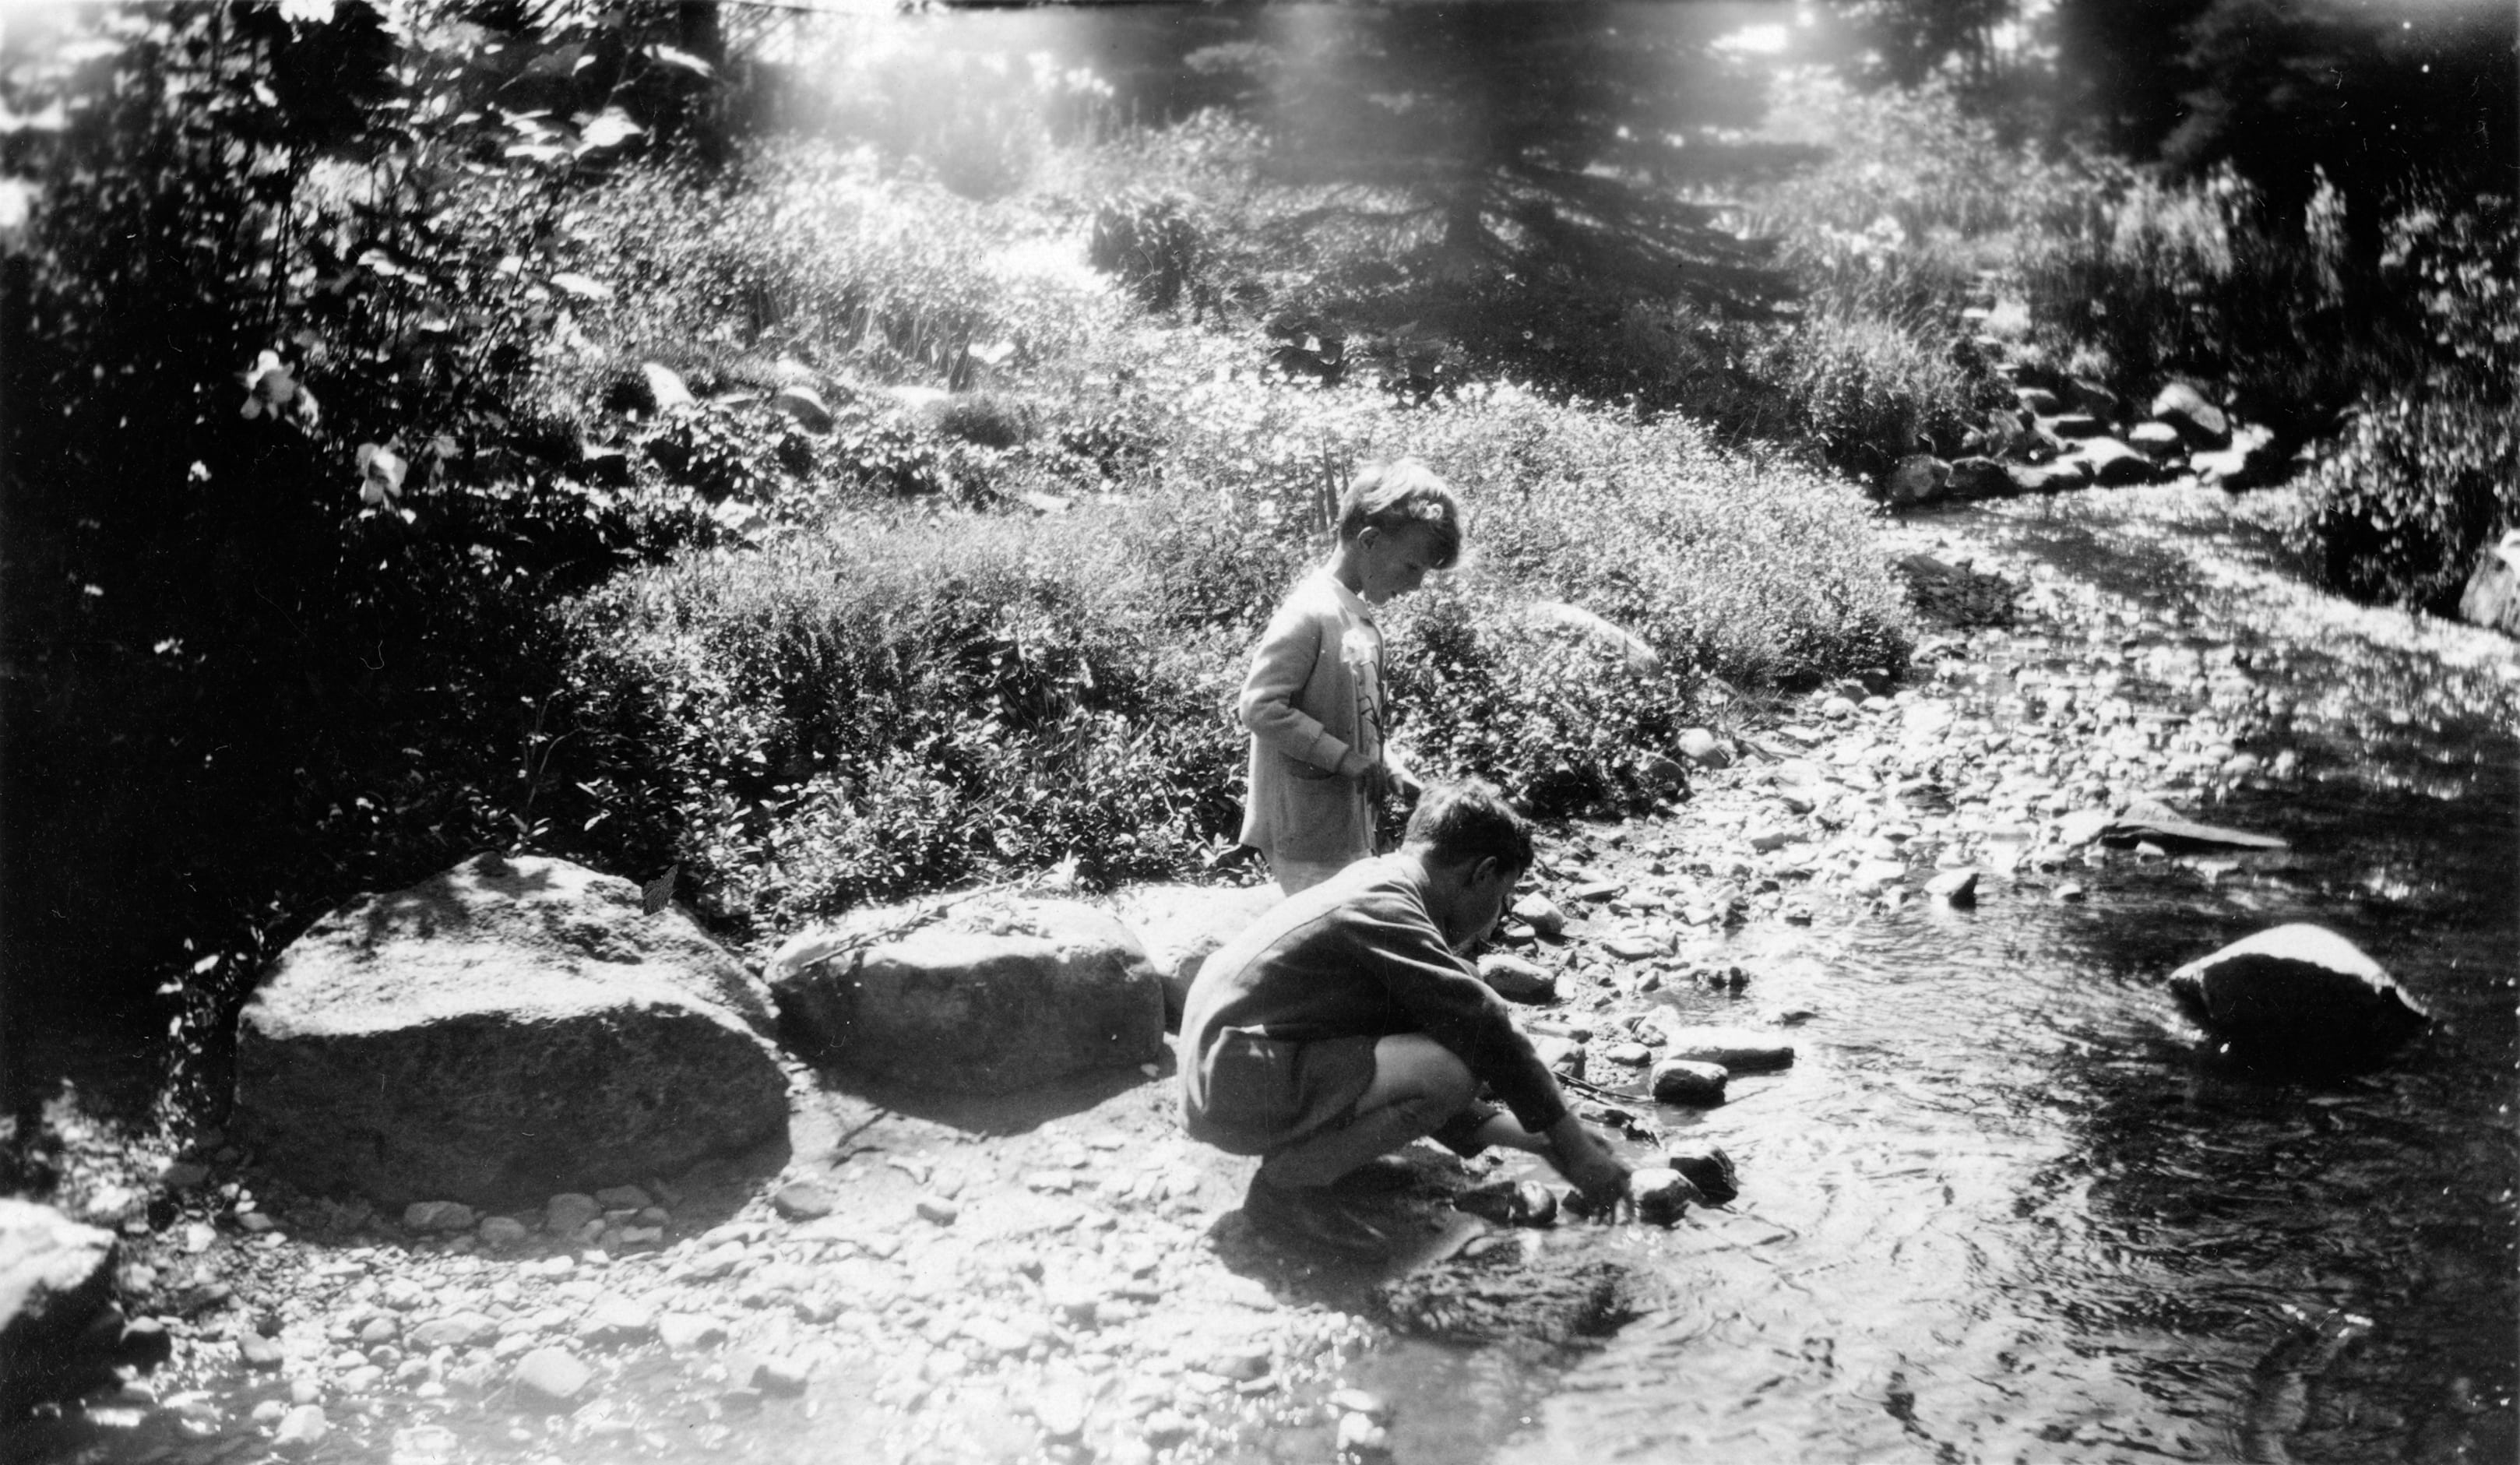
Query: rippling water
1329 488 2518 1465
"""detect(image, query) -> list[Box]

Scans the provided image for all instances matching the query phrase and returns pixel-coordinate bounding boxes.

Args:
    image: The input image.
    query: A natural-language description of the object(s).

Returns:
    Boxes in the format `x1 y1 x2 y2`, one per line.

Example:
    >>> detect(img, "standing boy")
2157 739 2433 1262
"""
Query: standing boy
1181 782 1632 1254
1238 458 1459 896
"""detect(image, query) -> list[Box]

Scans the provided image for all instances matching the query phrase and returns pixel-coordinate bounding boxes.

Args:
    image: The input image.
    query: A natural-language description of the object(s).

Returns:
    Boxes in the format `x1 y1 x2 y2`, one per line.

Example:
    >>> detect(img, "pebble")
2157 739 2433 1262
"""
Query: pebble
915 1196 960 1225
512 1346 595 1405
1512 893 1568 935
772 1182 836 1220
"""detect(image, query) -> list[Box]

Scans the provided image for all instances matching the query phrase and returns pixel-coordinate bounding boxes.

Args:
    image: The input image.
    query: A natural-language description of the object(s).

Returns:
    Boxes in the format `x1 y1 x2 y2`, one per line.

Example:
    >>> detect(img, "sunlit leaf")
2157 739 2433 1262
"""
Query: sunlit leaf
550 272 613 301
646 44 715 78
576 109 642 153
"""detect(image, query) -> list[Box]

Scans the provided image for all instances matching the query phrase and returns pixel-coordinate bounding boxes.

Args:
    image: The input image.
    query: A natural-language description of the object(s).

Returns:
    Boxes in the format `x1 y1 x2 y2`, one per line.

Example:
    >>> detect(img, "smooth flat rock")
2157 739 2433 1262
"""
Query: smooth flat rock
1659 1027 1794 1073
2105 798 2287 851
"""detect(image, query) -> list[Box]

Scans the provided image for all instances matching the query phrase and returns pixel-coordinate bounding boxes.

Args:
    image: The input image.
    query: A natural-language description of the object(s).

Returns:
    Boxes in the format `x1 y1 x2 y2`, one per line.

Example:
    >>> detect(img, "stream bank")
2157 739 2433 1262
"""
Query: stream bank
9 478 2515 1465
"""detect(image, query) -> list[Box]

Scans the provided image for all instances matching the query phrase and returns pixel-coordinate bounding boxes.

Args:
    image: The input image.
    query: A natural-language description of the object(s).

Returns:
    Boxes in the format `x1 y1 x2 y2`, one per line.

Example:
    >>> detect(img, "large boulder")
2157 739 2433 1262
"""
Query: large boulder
2167 924 2428 1072
2456 531 2520 636
1109 883 1282 1029
2149 381 2233 449
232 853 787 1210
0 1200 118 1417
770 898 1166 1093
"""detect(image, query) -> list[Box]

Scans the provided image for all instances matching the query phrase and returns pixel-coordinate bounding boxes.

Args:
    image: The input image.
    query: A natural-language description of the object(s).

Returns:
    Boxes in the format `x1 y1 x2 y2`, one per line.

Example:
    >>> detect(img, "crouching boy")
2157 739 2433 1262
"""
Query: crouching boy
1179 780 1631 1252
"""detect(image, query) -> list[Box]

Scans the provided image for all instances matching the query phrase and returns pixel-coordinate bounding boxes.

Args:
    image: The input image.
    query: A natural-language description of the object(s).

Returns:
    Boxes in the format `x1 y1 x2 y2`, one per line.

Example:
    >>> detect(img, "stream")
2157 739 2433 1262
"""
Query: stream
1335 484 2518 1465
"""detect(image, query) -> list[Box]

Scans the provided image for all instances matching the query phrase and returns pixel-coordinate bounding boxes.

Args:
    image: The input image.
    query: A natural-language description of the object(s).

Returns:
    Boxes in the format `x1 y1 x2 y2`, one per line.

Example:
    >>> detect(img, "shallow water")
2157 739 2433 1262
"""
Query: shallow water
1325 487 2519 1465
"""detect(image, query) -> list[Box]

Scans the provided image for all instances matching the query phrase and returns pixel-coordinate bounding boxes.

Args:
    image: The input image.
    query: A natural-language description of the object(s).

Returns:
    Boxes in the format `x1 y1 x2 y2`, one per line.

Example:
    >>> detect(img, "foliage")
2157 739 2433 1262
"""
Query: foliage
2292 392 2520 615
546 507 1244 939
0 0 747 1102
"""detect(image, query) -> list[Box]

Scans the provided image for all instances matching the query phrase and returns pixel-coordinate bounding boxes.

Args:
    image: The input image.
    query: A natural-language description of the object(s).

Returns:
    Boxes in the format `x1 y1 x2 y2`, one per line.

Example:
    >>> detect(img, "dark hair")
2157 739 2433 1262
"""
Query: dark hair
1336 458 1462 569
1403 780 1533 874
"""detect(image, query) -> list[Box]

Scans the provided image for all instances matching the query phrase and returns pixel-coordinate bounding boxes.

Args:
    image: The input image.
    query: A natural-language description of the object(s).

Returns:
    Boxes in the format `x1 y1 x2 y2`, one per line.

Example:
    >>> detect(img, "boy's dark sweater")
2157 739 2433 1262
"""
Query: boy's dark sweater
1178 854 1569 1138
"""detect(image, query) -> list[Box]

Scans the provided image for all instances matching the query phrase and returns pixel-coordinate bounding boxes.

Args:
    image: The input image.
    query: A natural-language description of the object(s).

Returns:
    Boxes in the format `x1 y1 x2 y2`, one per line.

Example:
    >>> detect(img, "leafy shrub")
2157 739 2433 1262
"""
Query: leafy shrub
2293 392 2520 613
546 505 1244 940
1751 312 1990 478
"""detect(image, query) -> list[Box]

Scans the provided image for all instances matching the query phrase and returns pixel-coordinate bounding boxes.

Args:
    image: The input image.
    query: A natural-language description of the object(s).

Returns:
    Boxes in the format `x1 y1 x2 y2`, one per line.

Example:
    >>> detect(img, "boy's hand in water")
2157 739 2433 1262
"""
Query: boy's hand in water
1543 1115 1633 1219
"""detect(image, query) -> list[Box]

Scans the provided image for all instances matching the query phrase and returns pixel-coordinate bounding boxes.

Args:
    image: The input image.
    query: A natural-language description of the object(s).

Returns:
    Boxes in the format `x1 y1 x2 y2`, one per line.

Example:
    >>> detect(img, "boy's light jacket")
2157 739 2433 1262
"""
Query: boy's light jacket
1237 566 1381 863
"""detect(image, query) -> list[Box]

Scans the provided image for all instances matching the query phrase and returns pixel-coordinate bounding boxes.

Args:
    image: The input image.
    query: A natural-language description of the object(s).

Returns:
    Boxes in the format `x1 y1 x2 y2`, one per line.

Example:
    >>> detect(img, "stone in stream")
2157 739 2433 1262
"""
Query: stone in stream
2167 924 2428 1072
232 852 786 1210
1648 1059 1729 1106
1664 1145 1740 1206
1660 1027 1794 1072
769 897 1167 1093
1924 868 1980 906
2103 796 2287 851
1475 953 1556 1003
1628 1168 1700 1226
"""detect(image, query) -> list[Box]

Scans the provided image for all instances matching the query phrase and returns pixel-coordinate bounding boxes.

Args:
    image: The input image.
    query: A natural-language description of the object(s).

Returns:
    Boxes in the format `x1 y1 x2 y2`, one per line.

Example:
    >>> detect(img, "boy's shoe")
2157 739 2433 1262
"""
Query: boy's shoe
1242 1174 1398 1259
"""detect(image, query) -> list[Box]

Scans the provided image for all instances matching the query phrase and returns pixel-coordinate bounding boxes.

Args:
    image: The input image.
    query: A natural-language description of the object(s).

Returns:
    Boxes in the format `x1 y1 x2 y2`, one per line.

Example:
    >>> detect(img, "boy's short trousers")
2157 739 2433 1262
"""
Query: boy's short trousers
1181 1030 1379 1157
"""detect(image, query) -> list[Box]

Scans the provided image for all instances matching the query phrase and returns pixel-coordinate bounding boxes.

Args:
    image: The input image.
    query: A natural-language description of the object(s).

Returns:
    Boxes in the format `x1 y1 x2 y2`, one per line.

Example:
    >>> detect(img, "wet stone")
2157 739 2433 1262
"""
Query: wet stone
1648 1060 1728 1106
1629 1169 1698 1226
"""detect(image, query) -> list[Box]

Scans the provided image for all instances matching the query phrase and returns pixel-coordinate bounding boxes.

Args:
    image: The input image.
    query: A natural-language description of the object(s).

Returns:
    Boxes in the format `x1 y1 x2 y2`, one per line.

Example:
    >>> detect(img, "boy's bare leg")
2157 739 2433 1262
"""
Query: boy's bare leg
1255 1034 1475 1189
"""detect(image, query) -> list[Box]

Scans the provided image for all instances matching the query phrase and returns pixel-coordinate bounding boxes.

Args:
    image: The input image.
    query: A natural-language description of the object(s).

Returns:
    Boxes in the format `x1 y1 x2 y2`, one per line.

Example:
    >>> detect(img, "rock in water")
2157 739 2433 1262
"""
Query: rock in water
1659 1026 1795 1072
231 853 787 1210
2167 924 2428 1072
1648 1059 1728 1106
1664 1144 1740 1206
